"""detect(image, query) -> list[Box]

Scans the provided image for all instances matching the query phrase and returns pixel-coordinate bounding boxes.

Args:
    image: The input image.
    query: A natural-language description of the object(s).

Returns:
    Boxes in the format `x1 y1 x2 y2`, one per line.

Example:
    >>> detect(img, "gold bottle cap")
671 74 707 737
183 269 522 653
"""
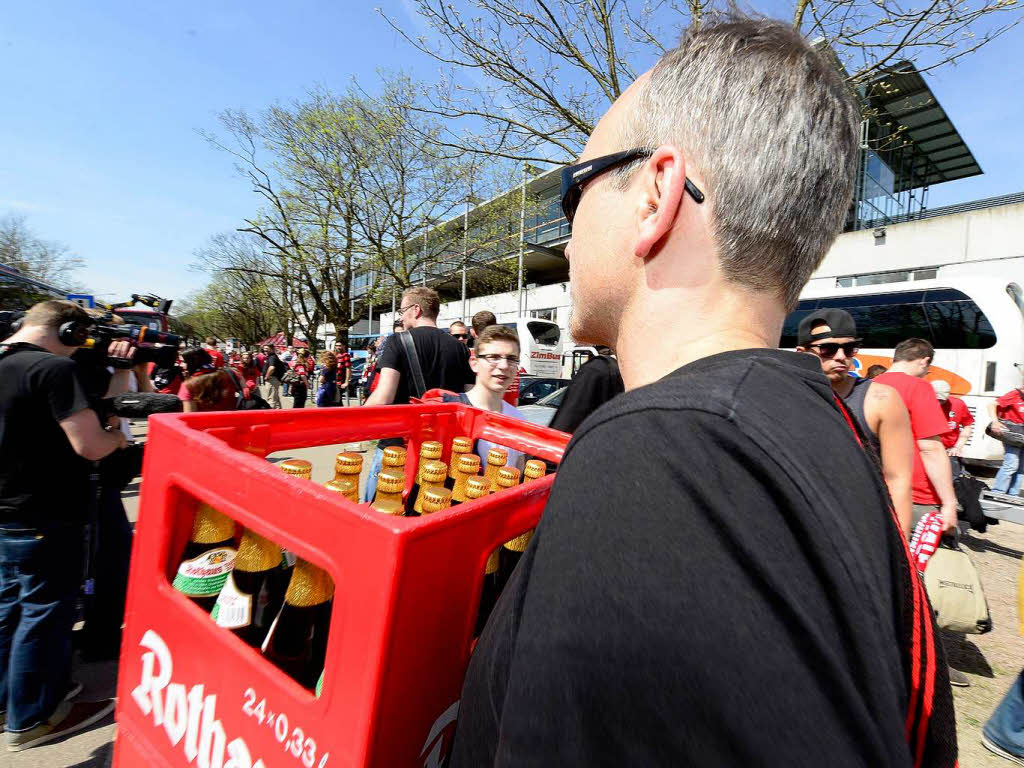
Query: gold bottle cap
376 470 405 494
285 559 335 606
465 476 490 499
334 452 363 476
324 478 357 498
372 498 405 516
456 453 481 475
486 447 508 466
419 441 443 459
382 446 407 467
524 459 547 480
421 460 448 483
234 529 282 572
485 548 500 574
497 466 521 488
451 436 473 453
421 487 452 514
191 503 236 544
280 459 313 479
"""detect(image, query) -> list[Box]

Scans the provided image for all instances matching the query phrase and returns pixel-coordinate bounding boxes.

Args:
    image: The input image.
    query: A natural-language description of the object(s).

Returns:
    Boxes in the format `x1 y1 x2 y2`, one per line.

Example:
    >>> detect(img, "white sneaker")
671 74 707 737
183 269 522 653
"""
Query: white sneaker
5 699 115 752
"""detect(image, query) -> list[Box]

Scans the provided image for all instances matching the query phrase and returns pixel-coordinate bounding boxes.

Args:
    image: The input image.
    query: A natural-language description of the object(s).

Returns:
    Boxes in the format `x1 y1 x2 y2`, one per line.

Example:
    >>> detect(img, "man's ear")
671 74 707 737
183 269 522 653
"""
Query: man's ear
634 146 686 260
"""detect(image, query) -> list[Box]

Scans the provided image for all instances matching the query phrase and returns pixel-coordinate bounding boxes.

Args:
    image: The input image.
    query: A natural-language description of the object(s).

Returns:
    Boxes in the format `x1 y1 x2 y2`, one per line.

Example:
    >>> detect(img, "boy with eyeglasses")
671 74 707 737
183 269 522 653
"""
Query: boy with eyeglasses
796 309 914 535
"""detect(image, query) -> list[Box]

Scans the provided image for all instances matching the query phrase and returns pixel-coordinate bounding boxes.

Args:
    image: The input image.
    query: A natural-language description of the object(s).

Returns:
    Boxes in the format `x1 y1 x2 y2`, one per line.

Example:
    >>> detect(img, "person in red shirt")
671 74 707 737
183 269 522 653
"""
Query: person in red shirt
233 351 261 399
931 380 974 454
988 370 1024 497
332 342 352 402
203 337 225 369
874 338 957 534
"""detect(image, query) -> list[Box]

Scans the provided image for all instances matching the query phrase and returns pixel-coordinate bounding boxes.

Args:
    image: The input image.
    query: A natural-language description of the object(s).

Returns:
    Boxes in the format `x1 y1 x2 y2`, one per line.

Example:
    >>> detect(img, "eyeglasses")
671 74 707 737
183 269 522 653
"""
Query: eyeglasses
398 304 418 315
477 354 519 367
560 148 705 225
451 333 469 339
809 342 860 358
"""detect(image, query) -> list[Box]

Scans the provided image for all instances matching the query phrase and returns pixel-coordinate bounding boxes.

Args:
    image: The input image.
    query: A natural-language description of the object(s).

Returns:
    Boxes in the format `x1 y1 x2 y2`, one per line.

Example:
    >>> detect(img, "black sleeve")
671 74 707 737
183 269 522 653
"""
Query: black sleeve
377 336 403 372
453 410 902 767
459 344 474 389
548 357 624 434
32 356 92 422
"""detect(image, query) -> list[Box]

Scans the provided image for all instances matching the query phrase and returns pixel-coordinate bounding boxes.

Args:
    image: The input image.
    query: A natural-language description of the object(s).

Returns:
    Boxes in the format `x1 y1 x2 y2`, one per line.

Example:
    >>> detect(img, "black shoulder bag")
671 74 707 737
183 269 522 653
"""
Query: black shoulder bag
398 331 427 399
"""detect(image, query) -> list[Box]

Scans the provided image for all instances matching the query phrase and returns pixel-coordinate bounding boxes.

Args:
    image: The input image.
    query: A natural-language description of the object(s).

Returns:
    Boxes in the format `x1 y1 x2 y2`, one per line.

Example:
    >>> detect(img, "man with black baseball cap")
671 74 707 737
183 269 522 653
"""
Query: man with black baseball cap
797 309 915 535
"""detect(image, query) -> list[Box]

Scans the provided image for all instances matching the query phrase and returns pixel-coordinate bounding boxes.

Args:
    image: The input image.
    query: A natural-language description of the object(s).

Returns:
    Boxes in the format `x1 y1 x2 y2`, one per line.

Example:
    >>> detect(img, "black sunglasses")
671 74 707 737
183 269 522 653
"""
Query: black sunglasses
451 333 469 339
810 342 861 358
560 148 705 225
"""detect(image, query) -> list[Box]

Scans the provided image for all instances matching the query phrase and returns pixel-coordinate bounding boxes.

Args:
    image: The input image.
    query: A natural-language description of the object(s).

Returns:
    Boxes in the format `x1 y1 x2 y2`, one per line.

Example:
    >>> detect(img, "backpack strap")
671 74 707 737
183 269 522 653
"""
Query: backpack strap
398 331 427 399
833 393 939 768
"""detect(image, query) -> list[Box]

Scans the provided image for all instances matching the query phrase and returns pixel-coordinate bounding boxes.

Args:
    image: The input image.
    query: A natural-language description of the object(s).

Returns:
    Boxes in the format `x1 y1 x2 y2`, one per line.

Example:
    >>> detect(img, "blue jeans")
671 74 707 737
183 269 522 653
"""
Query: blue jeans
993 444 1024 495
0 525 83 732
985 670 1024 756
362 446 385 503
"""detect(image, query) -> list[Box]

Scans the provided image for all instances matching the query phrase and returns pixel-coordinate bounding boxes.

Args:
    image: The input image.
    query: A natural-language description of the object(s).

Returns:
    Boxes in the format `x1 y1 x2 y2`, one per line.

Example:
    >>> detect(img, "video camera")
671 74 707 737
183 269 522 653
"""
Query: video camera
85 294 181 369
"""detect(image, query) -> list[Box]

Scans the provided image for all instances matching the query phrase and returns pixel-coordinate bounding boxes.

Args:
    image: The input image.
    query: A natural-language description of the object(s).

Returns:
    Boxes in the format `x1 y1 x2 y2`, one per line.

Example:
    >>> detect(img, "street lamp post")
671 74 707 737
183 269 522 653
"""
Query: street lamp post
517 163 527 316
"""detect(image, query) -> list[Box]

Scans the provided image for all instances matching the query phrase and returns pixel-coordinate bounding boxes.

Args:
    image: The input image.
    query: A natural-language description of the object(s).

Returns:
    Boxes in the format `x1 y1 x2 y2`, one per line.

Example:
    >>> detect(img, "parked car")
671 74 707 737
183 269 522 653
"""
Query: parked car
518 387 567 428
516 376 569 406
348 358 365 398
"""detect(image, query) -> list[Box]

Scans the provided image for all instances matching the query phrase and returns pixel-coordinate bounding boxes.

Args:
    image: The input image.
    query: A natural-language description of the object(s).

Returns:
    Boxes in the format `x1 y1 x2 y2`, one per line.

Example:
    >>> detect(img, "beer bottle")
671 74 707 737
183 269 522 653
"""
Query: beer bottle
483 447 509 492
465 477 501 635
413 460 448 515
262 558 334 690
450 454 481 505
406 441 443 515
382 445 407 475
446 437 473 489
212 528 284 648
524 459 547 483
372 470 405 508
371 497 405 516
324 477 359 504
280 458 313 480
421 487 453 515
497 467 533 590
172 503 238 613
333 452 363 498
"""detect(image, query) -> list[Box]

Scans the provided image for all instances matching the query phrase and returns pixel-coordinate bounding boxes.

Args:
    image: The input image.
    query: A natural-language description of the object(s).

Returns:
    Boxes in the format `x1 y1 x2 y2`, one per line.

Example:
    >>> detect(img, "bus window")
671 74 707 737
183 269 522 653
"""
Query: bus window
780 289 996 350
526 321 560 346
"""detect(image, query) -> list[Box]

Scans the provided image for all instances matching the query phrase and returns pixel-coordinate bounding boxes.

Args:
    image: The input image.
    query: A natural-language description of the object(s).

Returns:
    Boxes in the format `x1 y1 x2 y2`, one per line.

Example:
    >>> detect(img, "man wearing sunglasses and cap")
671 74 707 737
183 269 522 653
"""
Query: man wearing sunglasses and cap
796 309 915 536
453 14 955 768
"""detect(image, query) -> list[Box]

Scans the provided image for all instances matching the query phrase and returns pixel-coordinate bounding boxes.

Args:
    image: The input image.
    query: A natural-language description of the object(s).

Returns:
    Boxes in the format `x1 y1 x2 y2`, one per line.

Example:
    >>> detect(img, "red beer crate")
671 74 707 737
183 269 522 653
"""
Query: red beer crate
113 403 569 768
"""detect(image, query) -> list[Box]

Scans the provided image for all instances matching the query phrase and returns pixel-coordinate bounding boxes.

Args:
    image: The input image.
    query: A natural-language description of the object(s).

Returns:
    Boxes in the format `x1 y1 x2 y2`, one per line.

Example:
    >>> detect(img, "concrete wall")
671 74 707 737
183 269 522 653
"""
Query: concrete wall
816 201 1024 278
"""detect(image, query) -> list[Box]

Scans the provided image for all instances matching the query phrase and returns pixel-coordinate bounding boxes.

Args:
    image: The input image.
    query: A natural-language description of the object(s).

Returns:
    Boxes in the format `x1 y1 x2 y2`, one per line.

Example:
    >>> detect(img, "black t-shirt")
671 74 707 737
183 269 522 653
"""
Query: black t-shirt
377 326 474 405
453 348 956 767
264 354 286 381
0 344 95 526
549 355 624 434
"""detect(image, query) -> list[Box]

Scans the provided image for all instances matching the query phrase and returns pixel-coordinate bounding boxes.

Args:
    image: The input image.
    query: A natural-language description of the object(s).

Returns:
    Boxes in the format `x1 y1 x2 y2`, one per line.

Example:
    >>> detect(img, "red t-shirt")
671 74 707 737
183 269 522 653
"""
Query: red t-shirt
996 388 1024 424
875 371 949 505
938 396 974 449
204 347 225 368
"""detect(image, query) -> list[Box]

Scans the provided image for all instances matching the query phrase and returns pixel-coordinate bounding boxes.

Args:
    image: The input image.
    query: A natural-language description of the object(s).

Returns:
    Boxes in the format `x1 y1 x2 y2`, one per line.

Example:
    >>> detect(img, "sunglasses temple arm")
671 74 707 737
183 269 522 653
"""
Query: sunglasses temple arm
684 177 705 204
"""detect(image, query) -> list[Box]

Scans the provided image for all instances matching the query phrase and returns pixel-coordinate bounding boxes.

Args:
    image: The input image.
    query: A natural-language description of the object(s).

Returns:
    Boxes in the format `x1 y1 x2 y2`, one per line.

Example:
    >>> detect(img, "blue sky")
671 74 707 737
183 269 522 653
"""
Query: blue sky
1 2 1022 304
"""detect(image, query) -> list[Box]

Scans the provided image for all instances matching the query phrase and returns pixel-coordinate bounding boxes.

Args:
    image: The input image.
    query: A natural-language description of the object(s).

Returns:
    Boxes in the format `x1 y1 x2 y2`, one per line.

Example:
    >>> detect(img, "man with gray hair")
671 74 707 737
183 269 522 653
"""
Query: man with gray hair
453 15 955 767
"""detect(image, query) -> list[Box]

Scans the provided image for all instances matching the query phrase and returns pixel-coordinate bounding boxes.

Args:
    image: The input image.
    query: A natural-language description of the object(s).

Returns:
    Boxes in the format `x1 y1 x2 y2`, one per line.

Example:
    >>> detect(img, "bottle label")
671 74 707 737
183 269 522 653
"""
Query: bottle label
281 549 297 568
172 547 237 597
212 573 252 629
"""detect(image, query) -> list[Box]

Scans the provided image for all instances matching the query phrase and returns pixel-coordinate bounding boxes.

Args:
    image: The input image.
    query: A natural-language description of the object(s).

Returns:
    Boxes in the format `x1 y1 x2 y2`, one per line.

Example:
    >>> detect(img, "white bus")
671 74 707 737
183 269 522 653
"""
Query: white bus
499 317 563 377
788 259 1024 465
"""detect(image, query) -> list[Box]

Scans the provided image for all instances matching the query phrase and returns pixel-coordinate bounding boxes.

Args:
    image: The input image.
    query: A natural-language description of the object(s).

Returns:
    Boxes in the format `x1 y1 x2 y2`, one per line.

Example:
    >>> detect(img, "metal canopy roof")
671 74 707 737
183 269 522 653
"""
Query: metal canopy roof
864 62 982 187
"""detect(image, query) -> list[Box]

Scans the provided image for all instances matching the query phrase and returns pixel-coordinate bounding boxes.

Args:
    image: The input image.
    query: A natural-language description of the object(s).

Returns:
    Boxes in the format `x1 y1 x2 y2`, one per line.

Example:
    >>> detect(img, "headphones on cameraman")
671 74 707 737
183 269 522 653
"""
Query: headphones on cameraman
58 318 92 347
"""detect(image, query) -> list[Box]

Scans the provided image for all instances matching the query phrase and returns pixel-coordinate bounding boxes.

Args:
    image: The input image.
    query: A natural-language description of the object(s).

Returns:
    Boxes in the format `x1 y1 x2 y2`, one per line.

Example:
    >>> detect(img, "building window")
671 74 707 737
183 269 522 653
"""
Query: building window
529 308 556 322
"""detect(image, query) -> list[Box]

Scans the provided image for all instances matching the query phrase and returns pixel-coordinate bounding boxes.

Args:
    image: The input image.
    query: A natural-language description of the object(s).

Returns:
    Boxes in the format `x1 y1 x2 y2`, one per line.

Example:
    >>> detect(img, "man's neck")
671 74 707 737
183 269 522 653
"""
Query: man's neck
467 384 505 412
831 375 855 398
410 318 438 330
613 288 785 391
3 328 69 356
887 361 916 376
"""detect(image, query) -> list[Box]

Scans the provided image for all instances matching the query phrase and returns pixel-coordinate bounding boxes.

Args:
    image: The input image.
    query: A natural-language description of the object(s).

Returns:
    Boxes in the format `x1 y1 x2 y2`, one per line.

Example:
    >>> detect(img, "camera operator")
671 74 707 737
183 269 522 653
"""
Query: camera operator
0 300 125 750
